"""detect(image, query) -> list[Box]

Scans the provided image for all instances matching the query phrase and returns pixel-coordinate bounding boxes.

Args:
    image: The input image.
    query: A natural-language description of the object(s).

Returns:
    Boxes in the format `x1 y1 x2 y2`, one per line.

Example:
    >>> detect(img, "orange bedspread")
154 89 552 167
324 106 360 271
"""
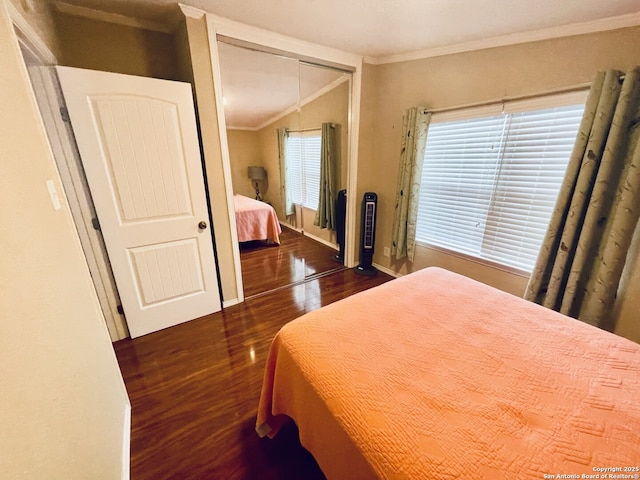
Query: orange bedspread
234 194 281 244
257 267 640 480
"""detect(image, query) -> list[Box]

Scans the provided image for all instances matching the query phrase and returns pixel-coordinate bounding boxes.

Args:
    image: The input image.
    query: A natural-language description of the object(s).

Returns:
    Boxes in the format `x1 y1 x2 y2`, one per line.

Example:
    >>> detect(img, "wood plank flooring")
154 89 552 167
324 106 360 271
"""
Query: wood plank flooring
114 253 392 479
239 226 344 298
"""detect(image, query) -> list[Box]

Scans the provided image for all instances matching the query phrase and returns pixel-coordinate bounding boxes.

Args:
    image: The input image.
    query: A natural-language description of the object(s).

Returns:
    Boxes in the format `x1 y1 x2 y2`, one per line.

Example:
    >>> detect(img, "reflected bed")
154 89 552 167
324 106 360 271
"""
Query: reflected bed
256 267 640 479
234 194 282 245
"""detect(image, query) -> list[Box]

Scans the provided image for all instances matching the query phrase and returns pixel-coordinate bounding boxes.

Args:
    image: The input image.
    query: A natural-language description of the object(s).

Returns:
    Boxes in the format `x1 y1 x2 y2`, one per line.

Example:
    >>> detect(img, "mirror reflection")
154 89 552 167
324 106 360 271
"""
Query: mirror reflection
217 41 351 297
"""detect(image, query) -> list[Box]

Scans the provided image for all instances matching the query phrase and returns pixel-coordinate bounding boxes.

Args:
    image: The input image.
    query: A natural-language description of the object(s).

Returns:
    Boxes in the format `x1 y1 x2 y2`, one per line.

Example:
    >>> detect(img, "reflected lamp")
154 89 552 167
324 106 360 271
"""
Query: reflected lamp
248 166 266 201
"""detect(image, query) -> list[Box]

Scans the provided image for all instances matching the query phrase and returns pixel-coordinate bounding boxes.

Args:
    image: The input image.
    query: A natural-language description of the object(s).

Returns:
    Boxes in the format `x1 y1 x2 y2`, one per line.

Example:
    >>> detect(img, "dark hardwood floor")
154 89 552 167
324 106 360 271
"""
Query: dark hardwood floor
239 226 345 298
114 250 393 479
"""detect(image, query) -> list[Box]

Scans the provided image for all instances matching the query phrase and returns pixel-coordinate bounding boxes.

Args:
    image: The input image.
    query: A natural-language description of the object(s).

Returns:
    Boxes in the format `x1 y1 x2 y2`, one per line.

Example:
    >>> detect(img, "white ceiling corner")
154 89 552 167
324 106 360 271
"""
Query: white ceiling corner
46 0 640 61
44 0 640 128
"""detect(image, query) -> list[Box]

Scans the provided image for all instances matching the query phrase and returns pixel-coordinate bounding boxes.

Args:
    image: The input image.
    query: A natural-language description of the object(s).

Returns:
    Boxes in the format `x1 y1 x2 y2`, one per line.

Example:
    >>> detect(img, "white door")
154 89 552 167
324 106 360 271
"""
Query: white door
56 66 221 338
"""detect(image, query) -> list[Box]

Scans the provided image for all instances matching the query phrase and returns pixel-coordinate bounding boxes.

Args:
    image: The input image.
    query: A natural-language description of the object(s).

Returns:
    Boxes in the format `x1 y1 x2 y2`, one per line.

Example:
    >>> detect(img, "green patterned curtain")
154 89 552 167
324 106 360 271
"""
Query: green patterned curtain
525 68 640 330
391 107 431 261
277 128 294 217
314 123 337 229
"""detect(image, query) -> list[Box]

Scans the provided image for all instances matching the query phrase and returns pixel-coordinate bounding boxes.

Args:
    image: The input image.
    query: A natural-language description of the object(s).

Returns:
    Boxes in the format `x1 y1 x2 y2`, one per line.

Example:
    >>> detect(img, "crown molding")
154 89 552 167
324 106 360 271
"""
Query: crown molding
178 4 205 20
8 1 57 65
53 1 175 34
368 11 640 65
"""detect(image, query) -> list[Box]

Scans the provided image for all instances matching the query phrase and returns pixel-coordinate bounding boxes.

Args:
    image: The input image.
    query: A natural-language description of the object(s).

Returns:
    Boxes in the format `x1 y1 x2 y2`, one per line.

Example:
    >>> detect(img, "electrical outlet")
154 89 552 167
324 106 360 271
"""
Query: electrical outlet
383 246 390 257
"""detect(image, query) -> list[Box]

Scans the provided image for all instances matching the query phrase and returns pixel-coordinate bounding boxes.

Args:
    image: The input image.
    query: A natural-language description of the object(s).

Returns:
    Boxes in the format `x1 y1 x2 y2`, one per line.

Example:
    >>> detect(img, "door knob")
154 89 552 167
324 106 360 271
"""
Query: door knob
198 221 207 230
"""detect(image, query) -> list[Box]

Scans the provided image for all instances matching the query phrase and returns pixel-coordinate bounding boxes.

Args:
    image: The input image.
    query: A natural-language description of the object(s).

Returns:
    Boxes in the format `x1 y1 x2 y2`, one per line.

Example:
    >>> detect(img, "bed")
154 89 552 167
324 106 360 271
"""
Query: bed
256 267 640 479
234 194 282 244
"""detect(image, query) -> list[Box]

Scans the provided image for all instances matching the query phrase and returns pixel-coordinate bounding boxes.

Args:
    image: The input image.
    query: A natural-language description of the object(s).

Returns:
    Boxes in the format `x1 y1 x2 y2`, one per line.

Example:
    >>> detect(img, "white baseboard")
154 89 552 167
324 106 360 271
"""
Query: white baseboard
280 223 338 251
223 298 241 308
121 403 131 480
304 231 339 251
372 262 402 278
281 222 302 233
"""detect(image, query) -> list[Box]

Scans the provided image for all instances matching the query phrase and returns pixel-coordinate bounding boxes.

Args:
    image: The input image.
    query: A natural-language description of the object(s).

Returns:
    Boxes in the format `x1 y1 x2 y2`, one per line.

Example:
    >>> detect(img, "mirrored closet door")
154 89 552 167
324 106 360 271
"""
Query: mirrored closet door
216 40 352 298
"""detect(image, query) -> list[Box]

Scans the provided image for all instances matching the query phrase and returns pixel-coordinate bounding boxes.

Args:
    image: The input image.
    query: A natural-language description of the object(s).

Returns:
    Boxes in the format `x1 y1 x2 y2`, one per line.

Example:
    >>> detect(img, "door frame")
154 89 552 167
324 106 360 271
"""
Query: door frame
195 7 364 285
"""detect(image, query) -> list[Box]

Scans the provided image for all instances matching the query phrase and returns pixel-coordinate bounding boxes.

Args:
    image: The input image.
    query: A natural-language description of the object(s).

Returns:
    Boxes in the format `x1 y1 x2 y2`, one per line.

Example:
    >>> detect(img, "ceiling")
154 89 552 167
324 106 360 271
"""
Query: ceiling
46 0 640 128
49 0 640 59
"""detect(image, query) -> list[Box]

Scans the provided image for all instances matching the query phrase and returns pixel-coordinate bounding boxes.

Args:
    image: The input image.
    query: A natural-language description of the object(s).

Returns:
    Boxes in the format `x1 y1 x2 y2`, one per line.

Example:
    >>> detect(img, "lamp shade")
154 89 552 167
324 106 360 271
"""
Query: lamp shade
248 166 266 180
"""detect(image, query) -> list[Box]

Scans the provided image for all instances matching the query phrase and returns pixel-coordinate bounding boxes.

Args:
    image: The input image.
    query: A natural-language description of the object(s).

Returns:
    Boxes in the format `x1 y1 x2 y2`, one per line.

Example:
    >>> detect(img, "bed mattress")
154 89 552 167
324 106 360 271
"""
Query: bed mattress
257 267 640 479
234 194 281 244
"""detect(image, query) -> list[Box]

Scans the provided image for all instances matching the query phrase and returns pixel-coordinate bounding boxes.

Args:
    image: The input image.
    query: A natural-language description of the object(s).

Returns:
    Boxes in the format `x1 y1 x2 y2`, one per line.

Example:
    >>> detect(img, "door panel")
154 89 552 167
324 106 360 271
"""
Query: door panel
56 66 221 338
94 97 192 221
129 239 204 306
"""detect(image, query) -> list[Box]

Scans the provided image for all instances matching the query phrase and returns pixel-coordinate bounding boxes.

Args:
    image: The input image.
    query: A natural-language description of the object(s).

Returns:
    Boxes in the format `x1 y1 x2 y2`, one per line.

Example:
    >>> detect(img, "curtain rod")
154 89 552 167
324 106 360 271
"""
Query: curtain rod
286 126 329 133
427 82 592 115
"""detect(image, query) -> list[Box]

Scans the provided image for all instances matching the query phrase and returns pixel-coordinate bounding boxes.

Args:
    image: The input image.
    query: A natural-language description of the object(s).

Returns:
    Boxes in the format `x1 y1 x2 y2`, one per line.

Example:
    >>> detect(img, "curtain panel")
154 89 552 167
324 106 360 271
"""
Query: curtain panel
277 128 294 217
391 107 431 261
314 123 337 230
525 68 640 330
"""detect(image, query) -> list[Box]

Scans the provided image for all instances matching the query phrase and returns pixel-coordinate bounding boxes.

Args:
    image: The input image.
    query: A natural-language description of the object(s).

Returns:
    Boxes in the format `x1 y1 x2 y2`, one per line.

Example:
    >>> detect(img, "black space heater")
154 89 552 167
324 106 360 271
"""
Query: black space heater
355 192 378 276
332 189 347 264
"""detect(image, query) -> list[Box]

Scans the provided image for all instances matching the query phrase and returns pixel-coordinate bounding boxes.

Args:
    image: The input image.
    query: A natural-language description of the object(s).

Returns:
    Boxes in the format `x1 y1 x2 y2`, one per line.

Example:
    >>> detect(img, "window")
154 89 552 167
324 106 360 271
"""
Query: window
286 131 321 210
416 93 586 273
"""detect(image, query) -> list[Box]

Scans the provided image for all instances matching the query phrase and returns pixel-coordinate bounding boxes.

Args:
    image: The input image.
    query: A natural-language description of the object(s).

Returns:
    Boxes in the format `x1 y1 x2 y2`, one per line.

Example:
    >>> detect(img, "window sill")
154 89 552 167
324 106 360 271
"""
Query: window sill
293 203 318 212
414 241 531 279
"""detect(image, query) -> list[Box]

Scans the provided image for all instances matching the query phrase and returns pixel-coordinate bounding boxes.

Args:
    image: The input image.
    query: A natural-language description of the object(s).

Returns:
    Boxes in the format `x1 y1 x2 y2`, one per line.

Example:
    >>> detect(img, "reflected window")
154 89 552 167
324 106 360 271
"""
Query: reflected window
287 130 321 210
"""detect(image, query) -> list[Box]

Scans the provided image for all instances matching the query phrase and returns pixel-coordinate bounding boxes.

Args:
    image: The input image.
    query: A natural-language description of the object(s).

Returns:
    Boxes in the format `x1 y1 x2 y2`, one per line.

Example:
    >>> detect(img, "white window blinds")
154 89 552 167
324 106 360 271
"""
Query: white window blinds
286 131 321 210
416 97 585 273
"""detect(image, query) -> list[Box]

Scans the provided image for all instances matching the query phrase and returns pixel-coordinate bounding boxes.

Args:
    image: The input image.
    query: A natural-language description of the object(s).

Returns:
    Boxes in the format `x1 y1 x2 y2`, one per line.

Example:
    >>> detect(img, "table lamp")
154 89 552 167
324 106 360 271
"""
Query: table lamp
248 166 266 201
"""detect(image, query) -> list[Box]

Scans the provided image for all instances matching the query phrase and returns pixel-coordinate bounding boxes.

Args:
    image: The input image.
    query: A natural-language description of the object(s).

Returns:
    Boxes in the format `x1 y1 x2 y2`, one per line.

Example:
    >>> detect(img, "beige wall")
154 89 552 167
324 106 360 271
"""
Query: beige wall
174 20 194 84
54 12 178 80
182 14 240 303
254 79 351 246
358 26 640 342
355 62 378 262
227 129 263 199
0 2 129 478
